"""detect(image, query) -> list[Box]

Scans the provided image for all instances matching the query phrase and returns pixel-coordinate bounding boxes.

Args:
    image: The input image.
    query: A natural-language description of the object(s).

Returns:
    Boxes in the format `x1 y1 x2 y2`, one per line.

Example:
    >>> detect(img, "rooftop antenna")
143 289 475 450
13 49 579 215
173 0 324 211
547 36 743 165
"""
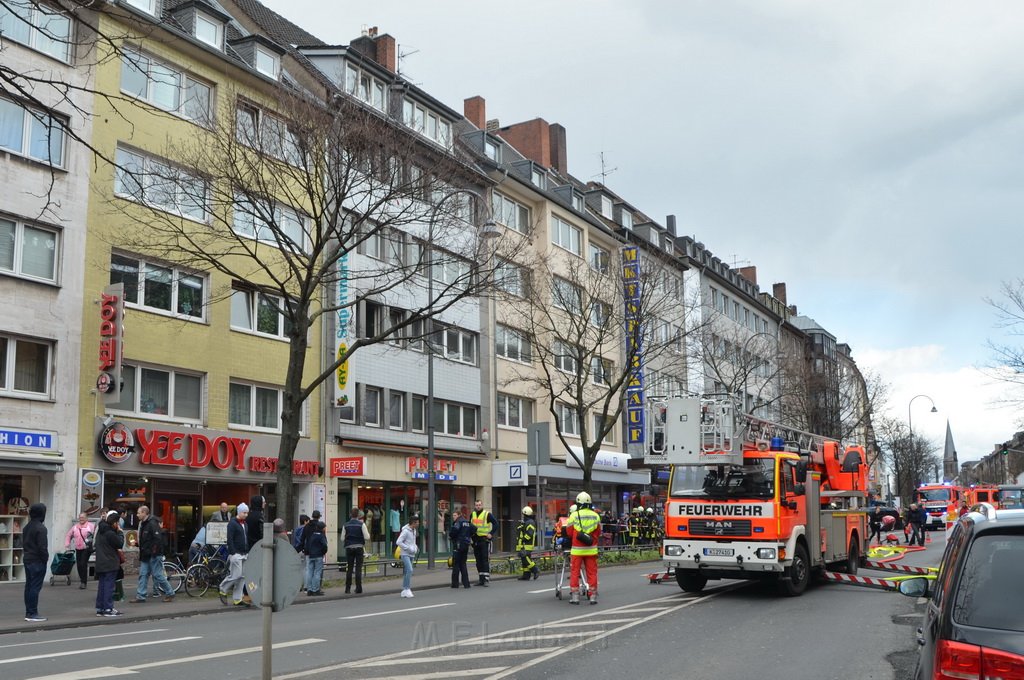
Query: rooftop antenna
592 151 617 184
729 255 751 268
397 44 420 80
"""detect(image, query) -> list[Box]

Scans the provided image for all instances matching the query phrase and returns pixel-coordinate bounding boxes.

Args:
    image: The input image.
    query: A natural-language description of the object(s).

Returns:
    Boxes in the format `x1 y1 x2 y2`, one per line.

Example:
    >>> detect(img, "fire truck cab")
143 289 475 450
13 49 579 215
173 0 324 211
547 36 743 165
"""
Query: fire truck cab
914 484 962 530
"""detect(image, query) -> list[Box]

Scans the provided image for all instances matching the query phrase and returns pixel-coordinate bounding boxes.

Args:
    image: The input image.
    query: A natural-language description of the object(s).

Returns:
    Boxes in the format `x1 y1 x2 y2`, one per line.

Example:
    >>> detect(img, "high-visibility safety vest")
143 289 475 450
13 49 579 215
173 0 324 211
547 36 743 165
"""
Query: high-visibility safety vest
471 510 493 537
569 508 601 556
516 519 536 551
627 516 641 537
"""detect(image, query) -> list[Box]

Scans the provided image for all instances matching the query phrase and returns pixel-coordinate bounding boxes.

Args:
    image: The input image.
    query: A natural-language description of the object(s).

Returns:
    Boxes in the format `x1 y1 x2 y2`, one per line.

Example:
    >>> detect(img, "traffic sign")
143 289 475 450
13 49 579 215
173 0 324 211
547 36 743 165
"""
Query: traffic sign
242 536 303 611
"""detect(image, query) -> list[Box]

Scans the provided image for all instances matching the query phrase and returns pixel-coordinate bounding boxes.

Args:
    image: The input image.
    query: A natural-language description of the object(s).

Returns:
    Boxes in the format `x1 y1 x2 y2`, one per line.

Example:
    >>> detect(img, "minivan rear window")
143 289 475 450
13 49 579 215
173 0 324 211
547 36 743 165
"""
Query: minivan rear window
952 534 1024 632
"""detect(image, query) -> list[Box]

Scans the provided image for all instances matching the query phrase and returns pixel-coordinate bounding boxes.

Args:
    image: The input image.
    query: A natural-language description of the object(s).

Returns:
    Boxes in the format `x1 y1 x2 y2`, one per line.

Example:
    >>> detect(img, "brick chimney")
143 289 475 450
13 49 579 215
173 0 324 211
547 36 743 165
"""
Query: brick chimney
549 123 567 174
498 118 552 169
464 96 486 129
374 34 397 73
773 282 787 305
738 266 757 285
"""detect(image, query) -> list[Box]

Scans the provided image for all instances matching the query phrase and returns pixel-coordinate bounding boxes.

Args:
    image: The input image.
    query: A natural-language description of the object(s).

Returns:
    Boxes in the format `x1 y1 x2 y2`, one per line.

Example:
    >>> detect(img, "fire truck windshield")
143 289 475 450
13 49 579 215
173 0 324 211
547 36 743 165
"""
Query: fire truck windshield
1000 488 1024 509
917 488 952 502
669 458 775 499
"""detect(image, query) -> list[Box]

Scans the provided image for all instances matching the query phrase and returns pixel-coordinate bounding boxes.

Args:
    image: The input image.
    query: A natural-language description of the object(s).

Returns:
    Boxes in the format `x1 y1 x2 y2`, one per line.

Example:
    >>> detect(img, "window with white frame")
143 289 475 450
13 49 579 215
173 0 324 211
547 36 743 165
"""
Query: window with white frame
0 334 51 397
343 62 387 112
620 209 633 229
429 399 477 438
552 277 582 314
0 97 65 165
411 395 425 432
121 48 212 124
0 216 59 283
553 340 579 375
491 192 529 234
230 288 293 339
110 254 205 320
495 324 531 363
254 45 279 79
531 168 544 189
555 402 580 436
571 193 584 212
431 252 470 292
114 146 207 221
593 412 615 444
551 217 581 256
122 0 156 14
235 102 301 164
590 300 611 329
229 382 283 431
108 364 203 422
591 356 613 386
588 243 609 274
0 0 72 62
402 98 452 149
435 325 476 365
497 393 533 429
495 258 527 297
388 391 405 430
194 12 223 50
232 192 306 251
484 140 499 161
362 386 382 426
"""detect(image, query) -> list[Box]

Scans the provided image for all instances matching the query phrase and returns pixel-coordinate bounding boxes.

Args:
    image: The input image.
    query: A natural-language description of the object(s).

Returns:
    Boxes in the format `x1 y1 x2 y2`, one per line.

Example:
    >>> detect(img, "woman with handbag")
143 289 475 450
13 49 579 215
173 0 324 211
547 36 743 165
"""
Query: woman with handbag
94 511 125 617
64 513 95 589
396 515 420 598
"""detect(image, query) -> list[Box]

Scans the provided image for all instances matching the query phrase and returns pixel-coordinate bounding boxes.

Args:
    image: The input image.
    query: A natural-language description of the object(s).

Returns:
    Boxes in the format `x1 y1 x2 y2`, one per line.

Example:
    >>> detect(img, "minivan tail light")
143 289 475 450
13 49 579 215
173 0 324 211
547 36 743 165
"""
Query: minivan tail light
934 640 1024 680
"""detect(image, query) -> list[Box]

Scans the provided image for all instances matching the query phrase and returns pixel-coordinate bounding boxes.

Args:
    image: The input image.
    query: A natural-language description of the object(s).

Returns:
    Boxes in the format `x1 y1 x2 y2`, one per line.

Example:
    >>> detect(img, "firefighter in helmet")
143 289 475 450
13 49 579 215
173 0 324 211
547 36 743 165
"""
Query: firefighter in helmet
566 492 602 605
645 506 661 542
516 506 539 580
627 506 642 546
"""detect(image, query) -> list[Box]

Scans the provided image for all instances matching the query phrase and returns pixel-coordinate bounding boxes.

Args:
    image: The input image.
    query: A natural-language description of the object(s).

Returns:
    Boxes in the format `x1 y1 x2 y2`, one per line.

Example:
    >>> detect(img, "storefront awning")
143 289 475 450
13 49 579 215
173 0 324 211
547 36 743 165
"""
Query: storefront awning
535 463 650 486
0 452 65 472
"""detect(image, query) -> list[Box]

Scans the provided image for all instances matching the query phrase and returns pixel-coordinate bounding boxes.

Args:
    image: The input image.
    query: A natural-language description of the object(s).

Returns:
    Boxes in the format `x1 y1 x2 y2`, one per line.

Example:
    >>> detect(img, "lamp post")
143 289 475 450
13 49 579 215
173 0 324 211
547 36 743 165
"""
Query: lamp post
425 188 499 569
907 393 938 484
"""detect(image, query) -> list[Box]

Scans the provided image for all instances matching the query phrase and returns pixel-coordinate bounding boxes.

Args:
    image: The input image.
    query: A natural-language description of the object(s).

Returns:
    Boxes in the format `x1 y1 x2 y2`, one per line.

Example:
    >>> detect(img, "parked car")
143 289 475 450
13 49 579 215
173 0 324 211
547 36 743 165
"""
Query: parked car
898 505 1024 679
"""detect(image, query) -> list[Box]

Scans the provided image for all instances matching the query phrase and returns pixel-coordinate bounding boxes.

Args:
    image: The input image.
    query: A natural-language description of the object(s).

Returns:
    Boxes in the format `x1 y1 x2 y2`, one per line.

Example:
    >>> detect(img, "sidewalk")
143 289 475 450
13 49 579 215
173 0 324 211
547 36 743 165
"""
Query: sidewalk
0 558 518 635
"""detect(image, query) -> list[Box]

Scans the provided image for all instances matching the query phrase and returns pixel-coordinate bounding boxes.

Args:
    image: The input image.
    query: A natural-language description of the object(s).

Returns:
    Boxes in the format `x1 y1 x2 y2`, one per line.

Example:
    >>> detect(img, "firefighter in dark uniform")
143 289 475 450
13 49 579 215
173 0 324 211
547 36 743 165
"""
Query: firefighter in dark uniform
516 506 540 580
627 507 642 547
645 507 660 543
470 499 498 586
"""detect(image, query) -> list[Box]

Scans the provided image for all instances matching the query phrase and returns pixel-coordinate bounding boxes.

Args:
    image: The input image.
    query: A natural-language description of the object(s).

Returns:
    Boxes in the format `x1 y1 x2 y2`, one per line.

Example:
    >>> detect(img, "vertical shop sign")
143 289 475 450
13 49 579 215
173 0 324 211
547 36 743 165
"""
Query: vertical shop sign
97 283 125 403
622 246 645 444
334 252 354 411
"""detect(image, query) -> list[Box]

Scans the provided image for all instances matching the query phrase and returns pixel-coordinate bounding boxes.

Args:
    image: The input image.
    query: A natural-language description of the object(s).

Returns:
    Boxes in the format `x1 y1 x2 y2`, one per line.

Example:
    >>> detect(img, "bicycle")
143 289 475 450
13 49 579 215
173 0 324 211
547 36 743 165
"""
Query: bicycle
184 545 228 597
158 554 187 595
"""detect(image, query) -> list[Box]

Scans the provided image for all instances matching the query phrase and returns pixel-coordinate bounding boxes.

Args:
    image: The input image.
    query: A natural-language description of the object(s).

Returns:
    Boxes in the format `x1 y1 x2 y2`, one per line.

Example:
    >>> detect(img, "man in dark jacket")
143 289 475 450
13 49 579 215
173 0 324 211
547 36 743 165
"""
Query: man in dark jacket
245 495 265 552
219 502 251 607
94 510 125 617
303 519 327 596
23 502 49 622
448 508 474 589
133 506 174 603
341 508 369 594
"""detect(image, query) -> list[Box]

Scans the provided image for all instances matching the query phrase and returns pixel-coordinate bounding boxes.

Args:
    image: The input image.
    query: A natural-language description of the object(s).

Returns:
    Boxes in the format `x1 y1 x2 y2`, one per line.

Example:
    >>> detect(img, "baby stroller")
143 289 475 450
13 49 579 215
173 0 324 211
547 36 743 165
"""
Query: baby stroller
49 550 76 586
881 515 900 546
554 550 590 601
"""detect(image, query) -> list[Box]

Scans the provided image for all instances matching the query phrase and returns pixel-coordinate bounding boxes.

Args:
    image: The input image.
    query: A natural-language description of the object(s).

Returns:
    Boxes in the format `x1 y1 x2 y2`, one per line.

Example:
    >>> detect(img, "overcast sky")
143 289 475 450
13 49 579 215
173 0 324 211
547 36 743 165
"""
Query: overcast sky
264 0 1024 463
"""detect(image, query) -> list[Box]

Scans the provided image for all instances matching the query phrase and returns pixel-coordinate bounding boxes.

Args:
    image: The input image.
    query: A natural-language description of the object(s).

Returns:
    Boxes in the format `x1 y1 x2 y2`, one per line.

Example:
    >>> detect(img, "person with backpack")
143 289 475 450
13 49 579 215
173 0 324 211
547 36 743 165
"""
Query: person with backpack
303 518 328 596
566 492 602 605
341 507 369 594
64 513 95 589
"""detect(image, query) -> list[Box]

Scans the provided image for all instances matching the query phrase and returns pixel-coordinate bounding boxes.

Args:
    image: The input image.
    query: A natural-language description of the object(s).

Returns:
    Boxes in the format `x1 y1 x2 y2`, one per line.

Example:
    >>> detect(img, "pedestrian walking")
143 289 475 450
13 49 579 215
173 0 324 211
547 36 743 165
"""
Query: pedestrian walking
245 495 265 552
219 502 251 607
515 506 539 580
448 508 473 589
64 512 95 589
912 503 928 546
397 515 419 598
469 500 498 587
210 502 232 523
94 510 124 617
304 518 327 596
341 507 369 594
867 507 883 544
132 506 175 603
566 492 602 605
23 502 49 622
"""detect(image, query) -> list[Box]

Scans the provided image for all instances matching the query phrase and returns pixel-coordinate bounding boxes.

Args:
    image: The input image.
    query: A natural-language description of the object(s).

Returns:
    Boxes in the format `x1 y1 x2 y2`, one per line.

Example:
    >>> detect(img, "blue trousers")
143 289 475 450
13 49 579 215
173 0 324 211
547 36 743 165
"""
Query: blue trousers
95 571 116 612
305 556 324 593
137 555 173 599
24 561 46 617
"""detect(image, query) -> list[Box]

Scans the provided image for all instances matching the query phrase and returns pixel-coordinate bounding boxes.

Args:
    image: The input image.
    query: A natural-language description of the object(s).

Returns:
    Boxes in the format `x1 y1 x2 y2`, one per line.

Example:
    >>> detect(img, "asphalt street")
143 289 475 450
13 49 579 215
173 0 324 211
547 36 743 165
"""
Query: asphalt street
0 540 942 680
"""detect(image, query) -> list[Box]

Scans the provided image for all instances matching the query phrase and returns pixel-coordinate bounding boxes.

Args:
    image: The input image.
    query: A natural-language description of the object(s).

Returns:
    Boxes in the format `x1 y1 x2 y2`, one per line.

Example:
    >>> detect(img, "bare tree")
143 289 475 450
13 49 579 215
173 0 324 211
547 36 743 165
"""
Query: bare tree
501 243 693 490
874 416 940 503
687 321 784 418
103 87 519 526
984 278 1024 418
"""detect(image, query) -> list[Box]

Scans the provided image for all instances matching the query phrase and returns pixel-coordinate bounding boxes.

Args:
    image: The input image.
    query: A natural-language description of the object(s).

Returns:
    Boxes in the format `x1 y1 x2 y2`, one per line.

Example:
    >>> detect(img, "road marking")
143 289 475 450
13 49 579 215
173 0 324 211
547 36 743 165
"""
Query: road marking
3 637 199 665
354 648 557 667
0 629 169 648
27 639 325 680
340 603 455 619
528 588 553 594
359 669 508 680
609 606 675 613
541 618 640 627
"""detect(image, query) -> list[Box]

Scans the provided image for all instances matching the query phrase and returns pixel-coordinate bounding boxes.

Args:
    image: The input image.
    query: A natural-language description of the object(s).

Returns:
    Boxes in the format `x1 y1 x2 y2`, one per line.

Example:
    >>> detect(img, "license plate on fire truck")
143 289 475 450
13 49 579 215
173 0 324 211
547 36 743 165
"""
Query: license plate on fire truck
703 548 734 557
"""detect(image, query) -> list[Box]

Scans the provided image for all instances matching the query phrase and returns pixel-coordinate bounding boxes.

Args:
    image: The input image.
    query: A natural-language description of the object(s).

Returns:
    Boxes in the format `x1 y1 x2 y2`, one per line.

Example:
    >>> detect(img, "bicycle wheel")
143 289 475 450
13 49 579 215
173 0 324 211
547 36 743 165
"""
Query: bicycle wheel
185 564 211 597
207 557 228 581
164 563 185 593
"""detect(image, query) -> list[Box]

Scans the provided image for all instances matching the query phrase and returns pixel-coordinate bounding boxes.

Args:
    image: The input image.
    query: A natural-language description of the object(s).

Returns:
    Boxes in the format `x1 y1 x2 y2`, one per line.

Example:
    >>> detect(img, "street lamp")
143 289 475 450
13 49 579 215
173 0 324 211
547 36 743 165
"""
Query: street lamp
907 393 938 481
425 188 499 569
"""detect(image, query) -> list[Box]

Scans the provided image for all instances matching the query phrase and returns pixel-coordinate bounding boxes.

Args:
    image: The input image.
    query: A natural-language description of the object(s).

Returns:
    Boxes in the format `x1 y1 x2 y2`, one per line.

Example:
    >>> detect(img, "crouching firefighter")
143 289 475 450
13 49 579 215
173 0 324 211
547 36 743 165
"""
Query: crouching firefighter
567 492 602 605
516 506 540 581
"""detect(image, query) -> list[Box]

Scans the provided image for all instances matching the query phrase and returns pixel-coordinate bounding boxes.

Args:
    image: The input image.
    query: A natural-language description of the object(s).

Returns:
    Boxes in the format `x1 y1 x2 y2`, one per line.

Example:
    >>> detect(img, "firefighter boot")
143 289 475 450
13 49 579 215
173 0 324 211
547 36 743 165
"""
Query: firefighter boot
532 566 539 579
569 589 580 605
589 591 598 605
518 571 531 581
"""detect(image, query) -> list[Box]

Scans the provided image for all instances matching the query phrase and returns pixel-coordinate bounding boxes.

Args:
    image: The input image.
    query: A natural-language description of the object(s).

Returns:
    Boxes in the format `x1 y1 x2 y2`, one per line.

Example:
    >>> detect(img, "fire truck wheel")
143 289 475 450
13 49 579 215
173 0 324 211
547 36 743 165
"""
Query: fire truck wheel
779 543 810 597
840 539 860 575
675 570 707 593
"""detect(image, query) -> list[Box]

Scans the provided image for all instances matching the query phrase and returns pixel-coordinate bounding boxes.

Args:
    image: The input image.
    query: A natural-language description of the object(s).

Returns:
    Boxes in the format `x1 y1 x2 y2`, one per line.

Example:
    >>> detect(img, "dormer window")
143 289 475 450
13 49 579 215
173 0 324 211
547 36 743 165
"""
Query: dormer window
600 196 613 218
195 12 223 50
401 98 453 149
123 0 157 15
620 210 633 229
255 46 279 79
531 168 544 189
572 193 584 212
484 140 499 161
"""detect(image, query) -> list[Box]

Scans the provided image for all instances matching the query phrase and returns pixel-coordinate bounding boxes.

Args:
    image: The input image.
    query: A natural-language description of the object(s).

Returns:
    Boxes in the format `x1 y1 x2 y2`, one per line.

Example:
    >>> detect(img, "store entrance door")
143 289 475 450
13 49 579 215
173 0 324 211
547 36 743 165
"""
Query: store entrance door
154 492 201 558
